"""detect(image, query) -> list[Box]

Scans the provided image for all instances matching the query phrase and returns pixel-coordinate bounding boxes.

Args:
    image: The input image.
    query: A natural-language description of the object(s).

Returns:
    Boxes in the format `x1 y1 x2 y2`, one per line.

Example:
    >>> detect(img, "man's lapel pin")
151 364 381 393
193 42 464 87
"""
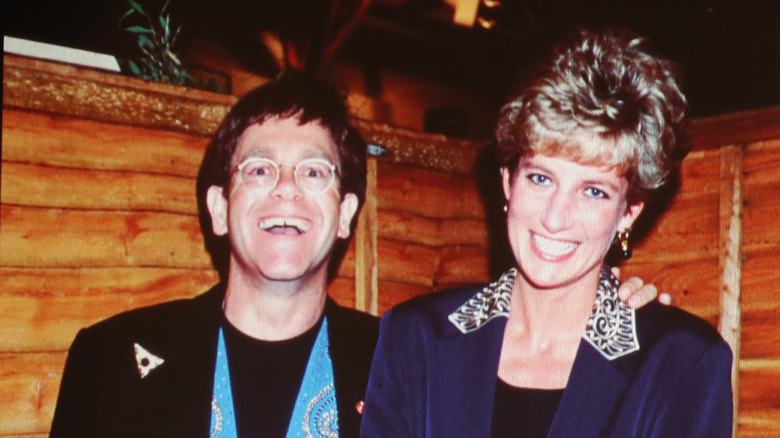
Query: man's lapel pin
133 343 165 378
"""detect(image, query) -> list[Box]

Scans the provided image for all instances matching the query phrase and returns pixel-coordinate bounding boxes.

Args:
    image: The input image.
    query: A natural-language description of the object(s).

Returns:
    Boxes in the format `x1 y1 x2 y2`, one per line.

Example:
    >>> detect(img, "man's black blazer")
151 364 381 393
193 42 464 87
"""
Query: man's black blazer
49 284 379 437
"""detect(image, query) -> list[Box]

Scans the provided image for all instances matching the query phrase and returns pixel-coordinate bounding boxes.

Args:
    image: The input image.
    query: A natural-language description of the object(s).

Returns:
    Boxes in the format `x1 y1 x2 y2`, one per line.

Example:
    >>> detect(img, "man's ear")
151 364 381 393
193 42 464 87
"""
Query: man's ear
206 186 229 236
337 193 359 239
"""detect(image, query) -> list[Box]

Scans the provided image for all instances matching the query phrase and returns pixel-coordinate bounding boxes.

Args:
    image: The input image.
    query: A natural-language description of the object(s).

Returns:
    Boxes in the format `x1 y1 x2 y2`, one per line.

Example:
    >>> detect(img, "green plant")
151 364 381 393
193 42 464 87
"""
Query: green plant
120 0 198 87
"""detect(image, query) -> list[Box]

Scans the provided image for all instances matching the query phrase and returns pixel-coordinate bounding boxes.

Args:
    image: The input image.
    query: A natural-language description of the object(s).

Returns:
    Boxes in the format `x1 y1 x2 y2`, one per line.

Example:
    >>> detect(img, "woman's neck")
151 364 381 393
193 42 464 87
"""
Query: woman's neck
497 268 602 389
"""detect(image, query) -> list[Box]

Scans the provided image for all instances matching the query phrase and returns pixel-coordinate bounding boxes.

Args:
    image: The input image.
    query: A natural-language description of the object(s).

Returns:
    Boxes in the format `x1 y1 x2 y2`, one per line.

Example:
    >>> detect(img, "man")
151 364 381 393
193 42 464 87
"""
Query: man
50 72 376 438
49 72 662 437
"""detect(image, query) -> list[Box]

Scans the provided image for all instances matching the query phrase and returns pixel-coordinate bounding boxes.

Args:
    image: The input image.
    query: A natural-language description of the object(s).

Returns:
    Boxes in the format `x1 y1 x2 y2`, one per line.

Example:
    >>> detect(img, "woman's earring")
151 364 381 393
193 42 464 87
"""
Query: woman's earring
503 204 508 213
618 230 632 260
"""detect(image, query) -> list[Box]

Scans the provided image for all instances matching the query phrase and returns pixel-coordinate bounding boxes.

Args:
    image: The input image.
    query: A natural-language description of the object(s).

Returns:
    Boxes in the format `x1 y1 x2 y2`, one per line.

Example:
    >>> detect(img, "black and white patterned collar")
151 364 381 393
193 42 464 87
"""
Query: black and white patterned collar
447 266 639 361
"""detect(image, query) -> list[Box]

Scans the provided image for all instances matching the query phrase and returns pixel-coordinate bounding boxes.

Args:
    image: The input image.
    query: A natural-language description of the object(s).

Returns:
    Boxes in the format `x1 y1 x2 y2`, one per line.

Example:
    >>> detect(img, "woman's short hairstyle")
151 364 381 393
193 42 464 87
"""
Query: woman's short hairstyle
496 28 688 204
197 70 367 210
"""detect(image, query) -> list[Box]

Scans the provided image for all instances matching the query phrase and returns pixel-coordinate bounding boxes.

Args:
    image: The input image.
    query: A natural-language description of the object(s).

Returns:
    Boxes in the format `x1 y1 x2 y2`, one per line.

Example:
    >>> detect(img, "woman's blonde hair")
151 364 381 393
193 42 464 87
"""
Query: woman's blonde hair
496 28 687 204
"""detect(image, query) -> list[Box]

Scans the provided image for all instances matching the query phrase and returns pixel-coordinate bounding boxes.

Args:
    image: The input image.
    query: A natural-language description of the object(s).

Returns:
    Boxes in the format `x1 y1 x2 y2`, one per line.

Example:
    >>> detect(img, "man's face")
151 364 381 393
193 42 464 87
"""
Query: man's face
207 116 358 286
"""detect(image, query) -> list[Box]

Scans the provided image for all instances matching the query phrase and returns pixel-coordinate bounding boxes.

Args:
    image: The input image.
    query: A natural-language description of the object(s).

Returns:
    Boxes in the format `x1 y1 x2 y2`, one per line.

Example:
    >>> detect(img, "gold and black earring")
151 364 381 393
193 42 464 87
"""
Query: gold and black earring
617 230 631 260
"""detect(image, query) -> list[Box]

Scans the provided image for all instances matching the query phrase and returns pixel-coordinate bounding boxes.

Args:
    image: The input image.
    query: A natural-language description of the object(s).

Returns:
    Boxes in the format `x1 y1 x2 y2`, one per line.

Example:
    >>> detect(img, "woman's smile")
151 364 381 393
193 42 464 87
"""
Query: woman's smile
530 232 579 260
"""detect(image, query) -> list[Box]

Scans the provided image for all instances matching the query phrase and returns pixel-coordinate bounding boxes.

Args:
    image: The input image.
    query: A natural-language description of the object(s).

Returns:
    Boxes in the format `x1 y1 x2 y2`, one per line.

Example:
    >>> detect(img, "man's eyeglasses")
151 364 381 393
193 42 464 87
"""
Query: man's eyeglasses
233 157 339 194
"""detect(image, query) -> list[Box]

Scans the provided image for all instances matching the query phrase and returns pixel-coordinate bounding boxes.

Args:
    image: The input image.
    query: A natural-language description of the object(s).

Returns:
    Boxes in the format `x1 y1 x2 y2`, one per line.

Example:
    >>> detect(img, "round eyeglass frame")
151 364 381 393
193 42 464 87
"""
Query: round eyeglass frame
233 156 339 194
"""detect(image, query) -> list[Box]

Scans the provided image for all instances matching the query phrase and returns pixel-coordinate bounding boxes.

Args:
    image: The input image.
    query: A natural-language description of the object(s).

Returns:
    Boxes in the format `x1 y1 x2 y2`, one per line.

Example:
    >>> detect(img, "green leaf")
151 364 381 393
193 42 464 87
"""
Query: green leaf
160 16 169 36
166 50 182 65
138 35 154 49
126 0 146 14
119 9 136 24
125 26 154 35
128 60 141 75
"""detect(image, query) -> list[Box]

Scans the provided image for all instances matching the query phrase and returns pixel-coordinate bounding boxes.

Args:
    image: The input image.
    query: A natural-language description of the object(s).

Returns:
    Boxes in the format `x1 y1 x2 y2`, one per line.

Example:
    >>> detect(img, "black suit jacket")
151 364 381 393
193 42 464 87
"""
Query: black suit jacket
49 284 379 438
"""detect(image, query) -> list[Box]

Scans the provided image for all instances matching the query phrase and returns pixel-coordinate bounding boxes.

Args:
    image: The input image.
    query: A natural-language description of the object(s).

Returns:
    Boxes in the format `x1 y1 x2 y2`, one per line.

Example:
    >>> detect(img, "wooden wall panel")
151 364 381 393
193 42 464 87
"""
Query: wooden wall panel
376 281 432 315
0 353 64 435
376 163 486 220
2 109 210 177
738 138 780 437
4 54 780 437
621 148 722 323
2 206 211 269
0 267 218 351
3 162 197 214
377 210 488 248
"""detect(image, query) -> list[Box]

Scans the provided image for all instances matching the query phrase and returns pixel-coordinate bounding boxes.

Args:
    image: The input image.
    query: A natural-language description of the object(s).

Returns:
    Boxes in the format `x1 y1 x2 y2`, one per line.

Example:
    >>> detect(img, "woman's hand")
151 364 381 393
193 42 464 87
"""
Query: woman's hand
613 267 674 309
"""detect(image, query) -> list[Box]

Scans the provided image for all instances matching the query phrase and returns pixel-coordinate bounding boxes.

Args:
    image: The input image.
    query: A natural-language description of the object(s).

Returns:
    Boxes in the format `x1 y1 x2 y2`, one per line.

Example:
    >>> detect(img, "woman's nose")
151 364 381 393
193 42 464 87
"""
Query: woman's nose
541 190 574 233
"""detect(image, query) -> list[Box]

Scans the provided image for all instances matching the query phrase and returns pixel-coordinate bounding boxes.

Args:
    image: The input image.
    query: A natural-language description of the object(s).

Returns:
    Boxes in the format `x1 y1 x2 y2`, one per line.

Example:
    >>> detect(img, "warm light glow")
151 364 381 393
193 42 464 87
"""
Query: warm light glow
445 0 480 27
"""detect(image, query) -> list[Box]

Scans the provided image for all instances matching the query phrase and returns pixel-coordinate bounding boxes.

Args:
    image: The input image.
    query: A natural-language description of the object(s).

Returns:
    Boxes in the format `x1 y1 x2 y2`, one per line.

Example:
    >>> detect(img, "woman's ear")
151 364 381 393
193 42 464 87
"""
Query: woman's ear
501 167 512 204
620 202 645 231
206 186 229 236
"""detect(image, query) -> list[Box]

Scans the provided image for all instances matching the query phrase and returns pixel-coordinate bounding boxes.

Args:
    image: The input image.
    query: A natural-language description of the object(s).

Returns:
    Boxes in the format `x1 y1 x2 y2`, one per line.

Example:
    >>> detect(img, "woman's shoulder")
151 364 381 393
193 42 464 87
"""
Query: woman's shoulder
635 301 732 359
389 284 487 316
379 284 490 335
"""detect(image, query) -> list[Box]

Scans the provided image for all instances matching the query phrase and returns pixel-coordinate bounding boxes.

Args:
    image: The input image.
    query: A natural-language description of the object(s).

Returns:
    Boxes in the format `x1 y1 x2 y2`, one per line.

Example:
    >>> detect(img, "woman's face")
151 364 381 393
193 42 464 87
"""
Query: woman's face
502 153 644 291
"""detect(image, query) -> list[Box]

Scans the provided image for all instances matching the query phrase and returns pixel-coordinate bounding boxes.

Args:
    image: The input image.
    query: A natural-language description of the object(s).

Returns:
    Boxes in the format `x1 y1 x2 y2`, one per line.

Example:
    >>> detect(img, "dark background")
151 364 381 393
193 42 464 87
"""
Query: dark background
5 0 780 121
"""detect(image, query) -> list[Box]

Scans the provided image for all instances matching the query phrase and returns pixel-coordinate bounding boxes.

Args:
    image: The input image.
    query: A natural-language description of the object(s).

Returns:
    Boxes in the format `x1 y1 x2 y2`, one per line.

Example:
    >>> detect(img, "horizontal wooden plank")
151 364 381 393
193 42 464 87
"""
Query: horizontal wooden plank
678 148 723 196
0 352 65 435
377 163 486 220
357 120 484 174
740 247 780 360
2 108 209 177
687 105 780 151
2 434 48 438
630 192 721 262
435 246 491 288
376 239 438 287
377 280 433 316
1 206 211 269
742 140 780 250
737 408 780 438
1 162 197 214
336 237 443 289
620 257 722 326
739 359 780 411
0 267 218 352
328 278 357 311
377 209 488 248
4 55 234 136
744 139 780 181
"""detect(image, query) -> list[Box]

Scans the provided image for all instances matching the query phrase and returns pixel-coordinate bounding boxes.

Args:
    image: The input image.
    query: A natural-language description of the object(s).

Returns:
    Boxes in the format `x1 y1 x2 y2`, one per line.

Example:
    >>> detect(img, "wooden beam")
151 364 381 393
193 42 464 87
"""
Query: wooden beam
719 144 744 438
355 158 379 315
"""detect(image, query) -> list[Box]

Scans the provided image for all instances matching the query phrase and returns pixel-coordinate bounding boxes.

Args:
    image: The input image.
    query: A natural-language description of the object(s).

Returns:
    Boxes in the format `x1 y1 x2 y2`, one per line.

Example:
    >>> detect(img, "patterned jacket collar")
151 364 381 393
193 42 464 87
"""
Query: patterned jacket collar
447 266 639 361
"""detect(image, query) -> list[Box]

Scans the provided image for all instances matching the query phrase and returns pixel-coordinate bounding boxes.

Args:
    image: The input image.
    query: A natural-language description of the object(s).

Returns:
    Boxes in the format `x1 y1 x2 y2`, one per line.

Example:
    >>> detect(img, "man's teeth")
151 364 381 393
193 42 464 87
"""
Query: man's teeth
533 234 578 256
260 218 311 233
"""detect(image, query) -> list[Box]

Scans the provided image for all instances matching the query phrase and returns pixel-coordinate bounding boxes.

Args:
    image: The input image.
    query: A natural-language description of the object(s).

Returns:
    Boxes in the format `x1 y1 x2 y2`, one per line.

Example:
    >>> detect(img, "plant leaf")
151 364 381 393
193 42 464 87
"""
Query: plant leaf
166 50 182 65
138 35 154 49
126 0 145 14
125 26 154 35
127 60 141 75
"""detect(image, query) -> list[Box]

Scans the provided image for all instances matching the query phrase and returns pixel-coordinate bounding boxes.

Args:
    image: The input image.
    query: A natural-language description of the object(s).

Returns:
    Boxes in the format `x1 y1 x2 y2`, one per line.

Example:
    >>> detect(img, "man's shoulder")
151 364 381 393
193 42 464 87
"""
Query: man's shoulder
79 284 224 340
325 298 380 340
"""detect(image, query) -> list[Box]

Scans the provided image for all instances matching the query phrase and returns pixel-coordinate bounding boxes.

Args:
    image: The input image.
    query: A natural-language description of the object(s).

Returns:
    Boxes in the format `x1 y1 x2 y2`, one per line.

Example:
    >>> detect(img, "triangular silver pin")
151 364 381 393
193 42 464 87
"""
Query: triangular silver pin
134 343 165 378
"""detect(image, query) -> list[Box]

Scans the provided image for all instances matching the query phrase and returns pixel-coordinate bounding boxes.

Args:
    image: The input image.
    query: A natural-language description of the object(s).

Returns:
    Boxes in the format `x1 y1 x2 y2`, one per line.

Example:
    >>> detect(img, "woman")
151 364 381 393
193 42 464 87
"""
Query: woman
361 29 733 437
